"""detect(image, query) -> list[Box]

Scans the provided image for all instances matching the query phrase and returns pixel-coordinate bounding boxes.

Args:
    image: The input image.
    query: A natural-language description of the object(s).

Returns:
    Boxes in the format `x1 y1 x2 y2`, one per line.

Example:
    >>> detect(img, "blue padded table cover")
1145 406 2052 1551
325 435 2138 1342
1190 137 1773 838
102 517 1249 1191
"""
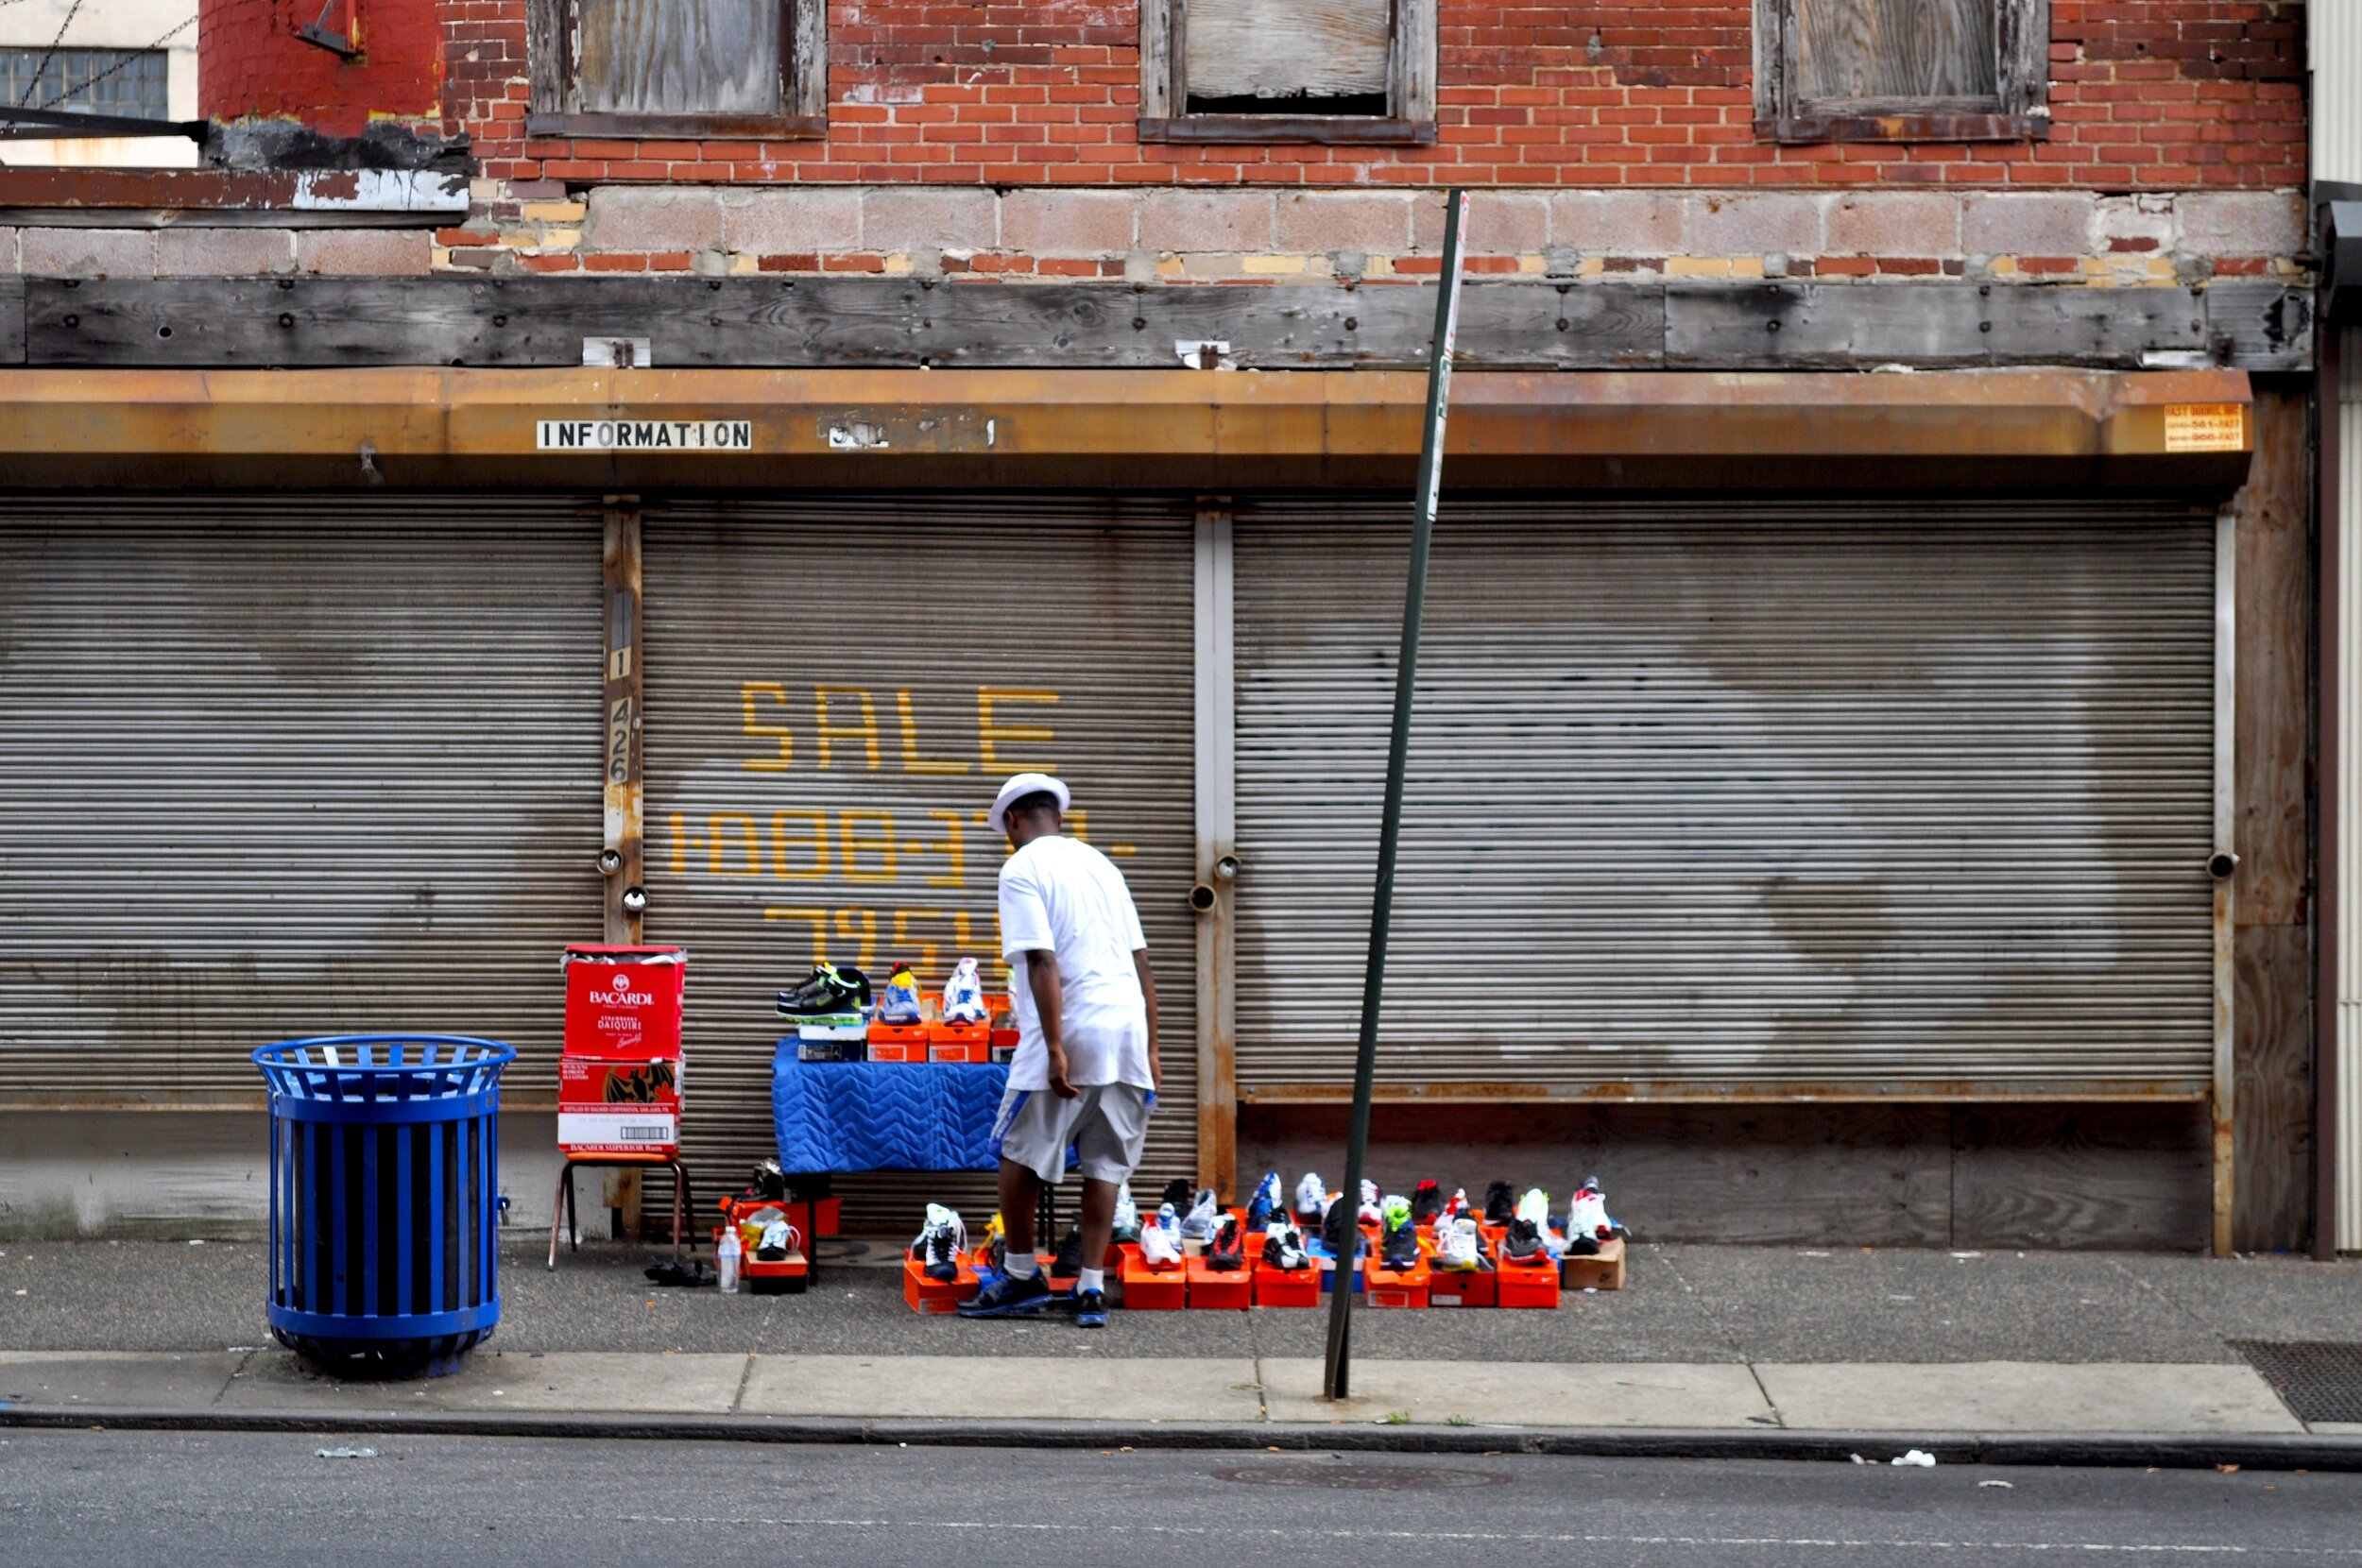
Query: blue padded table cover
770 1043 1009 1174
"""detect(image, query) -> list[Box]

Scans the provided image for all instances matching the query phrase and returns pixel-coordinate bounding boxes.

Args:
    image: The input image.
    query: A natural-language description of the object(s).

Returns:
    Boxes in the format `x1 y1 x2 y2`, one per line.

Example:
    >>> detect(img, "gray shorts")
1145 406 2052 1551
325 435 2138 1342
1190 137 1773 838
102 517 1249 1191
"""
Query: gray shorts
989 1082 1152 1185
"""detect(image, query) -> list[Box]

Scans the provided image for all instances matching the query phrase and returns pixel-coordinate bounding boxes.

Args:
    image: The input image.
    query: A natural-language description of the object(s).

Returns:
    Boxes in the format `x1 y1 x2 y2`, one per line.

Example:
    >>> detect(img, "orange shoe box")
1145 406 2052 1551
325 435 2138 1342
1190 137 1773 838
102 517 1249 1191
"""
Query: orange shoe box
1254 1265 1321 1307
1121 1250 1187 1310
1186 1255 1253 1310
925 1019 990 1062
1365 1258 1431 1308
1496 1256 1561 1309
867 1028 926 1064
1427 1266 1498 1307
903 1252 979 1314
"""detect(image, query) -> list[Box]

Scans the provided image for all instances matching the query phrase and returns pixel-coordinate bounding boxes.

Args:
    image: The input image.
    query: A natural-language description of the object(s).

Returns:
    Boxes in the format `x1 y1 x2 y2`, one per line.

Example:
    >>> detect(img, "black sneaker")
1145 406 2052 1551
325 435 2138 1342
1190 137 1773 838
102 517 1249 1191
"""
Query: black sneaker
1159 1177 1192 1215
747 1159 789 1202
1321 1196 1363 1260
958 1270 1054 1318
1411 1180 1444 1226
1208 1216 1243 1270
1381 1218 1420 1270
777 963 872 1021
1482 1181 1516 1226
1263 1225 1309 1271
1050 1226 1085 1278
927 1223 960 1282
1502 1216 1547 1262
1073 1287 1108 1328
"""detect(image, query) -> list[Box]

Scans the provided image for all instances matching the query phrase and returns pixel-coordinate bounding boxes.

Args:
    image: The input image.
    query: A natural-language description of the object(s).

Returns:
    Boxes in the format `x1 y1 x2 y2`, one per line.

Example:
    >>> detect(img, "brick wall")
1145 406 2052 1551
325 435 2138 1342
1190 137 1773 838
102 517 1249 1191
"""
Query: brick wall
423 0 2302 190
199 0 444 134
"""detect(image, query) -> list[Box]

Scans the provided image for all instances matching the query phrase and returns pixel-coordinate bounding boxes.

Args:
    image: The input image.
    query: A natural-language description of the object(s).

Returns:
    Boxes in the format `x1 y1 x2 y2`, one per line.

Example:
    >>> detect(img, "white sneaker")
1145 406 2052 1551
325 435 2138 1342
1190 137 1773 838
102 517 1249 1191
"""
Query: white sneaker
1437 1216 1481 1271
1112 1182 1140 1241
1515 1187 1549 1228
1140 1203 1184 1269
1178 1187 1219 1243
1359 1177 1384 1227
910 1203 967 1281
942 957 988 1023
1293 1171 1326 1219
1566 1177 1611 1251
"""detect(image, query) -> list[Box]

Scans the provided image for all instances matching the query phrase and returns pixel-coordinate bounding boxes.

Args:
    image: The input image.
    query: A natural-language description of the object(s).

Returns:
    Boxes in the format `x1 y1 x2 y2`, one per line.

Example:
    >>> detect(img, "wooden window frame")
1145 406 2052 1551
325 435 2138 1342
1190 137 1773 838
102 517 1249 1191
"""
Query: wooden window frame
525 0 828 141
1753 0 2048 145
1138 0 1436 145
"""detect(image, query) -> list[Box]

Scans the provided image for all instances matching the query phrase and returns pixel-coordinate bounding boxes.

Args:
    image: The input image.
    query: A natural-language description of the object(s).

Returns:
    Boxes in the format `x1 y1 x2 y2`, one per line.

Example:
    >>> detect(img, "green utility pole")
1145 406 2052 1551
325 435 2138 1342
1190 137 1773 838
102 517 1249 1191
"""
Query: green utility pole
1322 187 1469 1403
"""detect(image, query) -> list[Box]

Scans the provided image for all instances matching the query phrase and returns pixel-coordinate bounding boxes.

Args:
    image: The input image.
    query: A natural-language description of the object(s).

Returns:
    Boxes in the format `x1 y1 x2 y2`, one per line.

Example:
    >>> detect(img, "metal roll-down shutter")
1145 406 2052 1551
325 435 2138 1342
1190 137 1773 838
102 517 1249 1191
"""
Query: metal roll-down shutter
1232 496 2218 1100
0 496 607 1108
642 495 1197 1233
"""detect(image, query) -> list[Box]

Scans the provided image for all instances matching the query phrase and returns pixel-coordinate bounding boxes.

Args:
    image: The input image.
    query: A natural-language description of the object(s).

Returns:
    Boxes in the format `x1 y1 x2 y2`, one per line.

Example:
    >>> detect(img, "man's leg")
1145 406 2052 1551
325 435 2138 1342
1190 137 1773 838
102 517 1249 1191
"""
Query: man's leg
999 1158 1044 1260
1078 1176 1118 1275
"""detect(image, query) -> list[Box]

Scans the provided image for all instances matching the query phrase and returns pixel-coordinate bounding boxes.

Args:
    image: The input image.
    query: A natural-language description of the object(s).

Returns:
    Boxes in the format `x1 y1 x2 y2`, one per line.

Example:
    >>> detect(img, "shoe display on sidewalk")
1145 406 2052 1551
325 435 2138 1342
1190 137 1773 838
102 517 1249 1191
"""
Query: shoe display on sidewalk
1566 1176 1612 1254
911 1203 967 1282
958 1269 1054 1318
1072 1287 1109 1328
1050 1225 1085 1279
1208 1215 1245 1270
1501 1215 1548 1263
1482 1181 1516 1227
941 957 989 1024
1359 1178 1384 1227
1179 1187 1219 1244
1411 1180 1444 1227
1262 1221 1310 1271
1294 1171 1326 1221
1245 1171 1282 1229
1435 1215 1481 1271
779 963 873 1033
1112 1182 1141 1242
878 962 924 1025
1379 1196 1419 1270
1141 1203 1184 1269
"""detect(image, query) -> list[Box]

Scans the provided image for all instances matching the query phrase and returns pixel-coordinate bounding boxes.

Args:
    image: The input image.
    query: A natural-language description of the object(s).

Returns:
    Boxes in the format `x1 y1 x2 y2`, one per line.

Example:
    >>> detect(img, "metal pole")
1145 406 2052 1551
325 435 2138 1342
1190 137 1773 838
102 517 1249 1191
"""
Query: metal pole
1322 188 1468 1402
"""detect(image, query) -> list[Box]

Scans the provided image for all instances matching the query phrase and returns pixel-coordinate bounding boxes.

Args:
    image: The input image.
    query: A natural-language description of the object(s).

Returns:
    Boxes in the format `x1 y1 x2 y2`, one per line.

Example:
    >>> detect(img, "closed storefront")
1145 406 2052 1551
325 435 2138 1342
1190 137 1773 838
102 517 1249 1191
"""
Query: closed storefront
641 495 1199 1229
0 497 606 1108
1230 498 2219 1105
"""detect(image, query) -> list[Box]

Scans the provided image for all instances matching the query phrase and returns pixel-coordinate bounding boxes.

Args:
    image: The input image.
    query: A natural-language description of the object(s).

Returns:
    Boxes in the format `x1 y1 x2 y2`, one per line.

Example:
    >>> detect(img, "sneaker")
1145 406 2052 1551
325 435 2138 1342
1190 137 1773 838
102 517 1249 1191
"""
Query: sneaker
1262 1222 1310 1272
1141 1205 1184 1269
779 962 871 1023
1515 1187 1549 1229
1208 1215 1245 1270
1566 1176 1612 1253
911 1203 967 1282
1482 1181 1516 1227
1410 1180 1444 1226
942 957 988 1024
1160 1177 1193 1215
1321 1196 1365 1261
878 962 924 1025
1379 1198 1419 1270
1293 1171 1326 1220
1050 1226 1086 1278
1358 1178 1384 1227
1179 1188 1219 1243
1112 1183 1141 1243
958 1269 1054 1318
1072 1287 1109 1328
1502 1216 1547 1263
1438 1187 1468 1229
756 1216 801 1262
1245 1171 1281 1230
1436 1216 1481 1271
746 1159 789 1203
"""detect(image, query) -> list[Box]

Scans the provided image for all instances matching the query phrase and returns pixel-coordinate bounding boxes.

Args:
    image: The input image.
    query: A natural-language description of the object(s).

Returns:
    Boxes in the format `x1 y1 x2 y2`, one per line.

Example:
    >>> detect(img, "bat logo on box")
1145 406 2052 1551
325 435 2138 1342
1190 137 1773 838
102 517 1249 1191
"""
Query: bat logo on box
604 1060 676 1104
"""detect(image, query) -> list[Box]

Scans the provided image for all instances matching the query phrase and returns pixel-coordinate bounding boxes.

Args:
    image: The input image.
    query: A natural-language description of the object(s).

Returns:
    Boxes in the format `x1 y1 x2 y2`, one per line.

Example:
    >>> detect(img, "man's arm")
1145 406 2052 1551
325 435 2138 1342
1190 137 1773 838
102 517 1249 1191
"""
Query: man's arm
1134 949 1159 1094
1024 948 1074 1099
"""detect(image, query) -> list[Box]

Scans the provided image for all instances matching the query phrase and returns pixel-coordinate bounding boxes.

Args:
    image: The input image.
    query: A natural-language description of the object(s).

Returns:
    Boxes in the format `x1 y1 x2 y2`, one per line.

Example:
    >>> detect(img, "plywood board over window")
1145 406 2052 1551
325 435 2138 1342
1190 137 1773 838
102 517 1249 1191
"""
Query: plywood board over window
1140 0 1436 145
529 0 828 139
1754 0 2047 143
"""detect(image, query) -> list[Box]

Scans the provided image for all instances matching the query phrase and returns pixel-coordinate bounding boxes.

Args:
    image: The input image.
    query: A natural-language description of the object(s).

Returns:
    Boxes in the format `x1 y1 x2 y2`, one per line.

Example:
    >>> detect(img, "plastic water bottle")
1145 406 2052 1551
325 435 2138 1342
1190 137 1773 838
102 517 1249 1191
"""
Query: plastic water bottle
717 1227 742 1294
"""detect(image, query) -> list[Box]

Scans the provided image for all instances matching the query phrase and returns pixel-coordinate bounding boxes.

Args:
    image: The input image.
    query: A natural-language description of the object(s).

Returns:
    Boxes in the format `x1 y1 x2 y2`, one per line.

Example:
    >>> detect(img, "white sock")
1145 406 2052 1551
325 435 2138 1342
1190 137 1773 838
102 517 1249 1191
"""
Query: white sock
1077 1267 1104 1295
1001 1252 1040 1281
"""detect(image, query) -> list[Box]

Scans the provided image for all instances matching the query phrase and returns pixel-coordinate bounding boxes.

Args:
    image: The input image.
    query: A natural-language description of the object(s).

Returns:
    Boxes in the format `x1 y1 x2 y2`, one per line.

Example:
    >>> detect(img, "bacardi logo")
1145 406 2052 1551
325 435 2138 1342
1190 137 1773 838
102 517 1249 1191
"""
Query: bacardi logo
604 971 654 1007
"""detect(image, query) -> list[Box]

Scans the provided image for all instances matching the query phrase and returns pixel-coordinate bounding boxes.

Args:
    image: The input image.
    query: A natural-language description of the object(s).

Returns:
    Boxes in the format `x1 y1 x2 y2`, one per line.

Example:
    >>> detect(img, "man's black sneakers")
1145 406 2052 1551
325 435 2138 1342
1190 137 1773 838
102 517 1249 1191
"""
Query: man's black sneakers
1482 1180 1517 1227
1410 1180 1444 1226
958 1270 1054 1318
1073 1287 1109 1328
1050 1226 1086 1278
778 963 873 1021
1207 1216 1244 1270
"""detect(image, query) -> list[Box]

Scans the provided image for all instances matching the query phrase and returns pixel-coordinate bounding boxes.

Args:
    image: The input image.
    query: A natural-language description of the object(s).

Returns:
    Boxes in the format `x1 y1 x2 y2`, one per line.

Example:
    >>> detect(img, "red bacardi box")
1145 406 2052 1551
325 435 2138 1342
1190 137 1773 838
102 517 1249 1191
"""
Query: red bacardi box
557 945 685 1157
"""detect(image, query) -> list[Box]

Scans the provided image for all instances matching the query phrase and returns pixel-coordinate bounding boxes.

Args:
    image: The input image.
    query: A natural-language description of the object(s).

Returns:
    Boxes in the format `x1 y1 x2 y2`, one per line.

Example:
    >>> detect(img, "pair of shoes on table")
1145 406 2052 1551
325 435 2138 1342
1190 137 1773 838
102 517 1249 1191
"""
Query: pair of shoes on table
780 963 872 1039
1378 1195 1421 1271
1262 1220 1311 1271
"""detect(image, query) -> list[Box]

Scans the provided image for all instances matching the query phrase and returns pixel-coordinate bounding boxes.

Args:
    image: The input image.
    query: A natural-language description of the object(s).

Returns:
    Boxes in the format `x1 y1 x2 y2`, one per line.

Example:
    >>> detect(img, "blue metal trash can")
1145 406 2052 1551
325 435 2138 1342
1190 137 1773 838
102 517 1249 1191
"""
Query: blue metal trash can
253 1034 514 1375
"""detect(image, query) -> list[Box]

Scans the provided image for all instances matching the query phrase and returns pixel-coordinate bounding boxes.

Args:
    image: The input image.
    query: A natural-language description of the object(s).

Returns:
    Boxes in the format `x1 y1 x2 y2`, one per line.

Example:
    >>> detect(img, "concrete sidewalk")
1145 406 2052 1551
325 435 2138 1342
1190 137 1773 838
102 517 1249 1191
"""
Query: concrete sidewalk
4 1237 2359 1453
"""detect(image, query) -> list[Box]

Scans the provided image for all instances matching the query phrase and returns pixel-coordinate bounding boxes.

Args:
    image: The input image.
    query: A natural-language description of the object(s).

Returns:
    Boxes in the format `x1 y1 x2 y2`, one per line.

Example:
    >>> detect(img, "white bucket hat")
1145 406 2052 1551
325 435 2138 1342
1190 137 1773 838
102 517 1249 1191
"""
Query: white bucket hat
989 771 1070 834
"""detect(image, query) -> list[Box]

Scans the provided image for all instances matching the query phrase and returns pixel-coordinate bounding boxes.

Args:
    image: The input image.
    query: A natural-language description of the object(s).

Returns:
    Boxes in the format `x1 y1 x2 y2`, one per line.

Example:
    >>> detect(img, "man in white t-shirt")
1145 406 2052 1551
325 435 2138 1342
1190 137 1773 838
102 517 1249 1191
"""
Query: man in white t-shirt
958 771 1158 1328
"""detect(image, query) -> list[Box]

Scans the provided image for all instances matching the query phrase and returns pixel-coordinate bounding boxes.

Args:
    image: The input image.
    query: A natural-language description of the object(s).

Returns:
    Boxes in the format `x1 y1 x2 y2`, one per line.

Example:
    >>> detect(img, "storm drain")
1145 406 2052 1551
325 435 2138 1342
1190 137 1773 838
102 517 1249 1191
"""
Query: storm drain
1213 1464 1510 1491
2230 1340 2362 1423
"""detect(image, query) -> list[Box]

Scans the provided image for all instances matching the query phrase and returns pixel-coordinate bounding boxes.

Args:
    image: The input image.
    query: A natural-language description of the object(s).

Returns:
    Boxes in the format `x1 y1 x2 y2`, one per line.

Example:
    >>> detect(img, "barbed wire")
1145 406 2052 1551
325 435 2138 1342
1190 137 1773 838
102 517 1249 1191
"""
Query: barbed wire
32 14 193 113
18 0 91 105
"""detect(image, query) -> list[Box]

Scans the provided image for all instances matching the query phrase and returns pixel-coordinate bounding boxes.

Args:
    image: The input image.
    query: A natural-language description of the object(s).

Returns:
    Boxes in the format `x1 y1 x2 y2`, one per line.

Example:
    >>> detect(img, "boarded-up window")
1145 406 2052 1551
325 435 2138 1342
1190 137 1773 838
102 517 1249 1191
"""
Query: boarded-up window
529 0 828 136
1755 0 2046 143
1139 0 1436 143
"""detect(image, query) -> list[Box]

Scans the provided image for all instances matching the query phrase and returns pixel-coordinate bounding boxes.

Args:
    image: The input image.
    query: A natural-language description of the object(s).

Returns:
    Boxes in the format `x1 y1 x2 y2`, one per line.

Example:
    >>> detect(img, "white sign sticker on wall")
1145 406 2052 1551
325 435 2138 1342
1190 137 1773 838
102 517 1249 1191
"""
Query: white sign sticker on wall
537 418 754 452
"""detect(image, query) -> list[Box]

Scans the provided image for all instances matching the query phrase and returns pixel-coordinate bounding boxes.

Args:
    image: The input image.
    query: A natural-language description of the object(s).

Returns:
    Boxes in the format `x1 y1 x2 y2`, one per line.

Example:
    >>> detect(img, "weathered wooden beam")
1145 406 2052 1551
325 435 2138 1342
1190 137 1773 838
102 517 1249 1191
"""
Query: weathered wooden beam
15 276 2311 372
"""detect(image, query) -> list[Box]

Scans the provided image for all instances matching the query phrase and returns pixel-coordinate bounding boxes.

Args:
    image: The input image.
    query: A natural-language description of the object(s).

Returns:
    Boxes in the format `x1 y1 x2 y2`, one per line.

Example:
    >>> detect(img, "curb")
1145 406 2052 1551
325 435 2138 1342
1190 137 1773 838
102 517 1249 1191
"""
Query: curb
6 1407 2361 1471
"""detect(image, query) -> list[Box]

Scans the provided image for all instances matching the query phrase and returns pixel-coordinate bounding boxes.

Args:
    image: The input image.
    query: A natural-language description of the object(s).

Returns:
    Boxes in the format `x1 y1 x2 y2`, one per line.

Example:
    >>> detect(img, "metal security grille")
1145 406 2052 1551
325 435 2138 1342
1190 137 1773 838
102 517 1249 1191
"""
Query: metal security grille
2231 1341 2362 1425
1232 497 2218 1099
0 49 169 119
642 496 1197 1233
0 497 606 1107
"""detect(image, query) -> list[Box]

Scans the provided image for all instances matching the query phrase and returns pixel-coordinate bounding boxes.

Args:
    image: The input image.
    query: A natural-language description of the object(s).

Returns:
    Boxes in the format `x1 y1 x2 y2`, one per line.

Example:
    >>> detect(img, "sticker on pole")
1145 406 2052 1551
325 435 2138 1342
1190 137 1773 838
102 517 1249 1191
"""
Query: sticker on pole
2162 403 2245 452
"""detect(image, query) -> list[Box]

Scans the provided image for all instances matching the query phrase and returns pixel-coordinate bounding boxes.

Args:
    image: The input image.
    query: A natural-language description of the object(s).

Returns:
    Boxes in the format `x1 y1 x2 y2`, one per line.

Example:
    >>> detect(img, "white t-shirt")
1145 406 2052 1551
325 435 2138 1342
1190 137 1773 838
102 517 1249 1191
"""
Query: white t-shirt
997 832 1151 1091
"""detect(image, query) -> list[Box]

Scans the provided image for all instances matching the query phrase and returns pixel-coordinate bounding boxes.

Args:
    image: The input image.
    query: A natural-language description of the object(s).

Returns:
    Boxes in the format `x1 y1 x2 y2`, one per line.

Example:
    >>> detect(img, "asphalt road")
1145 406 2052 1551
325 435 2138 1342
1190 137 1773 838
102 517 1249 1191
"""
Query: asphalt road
3 1430 2356 1567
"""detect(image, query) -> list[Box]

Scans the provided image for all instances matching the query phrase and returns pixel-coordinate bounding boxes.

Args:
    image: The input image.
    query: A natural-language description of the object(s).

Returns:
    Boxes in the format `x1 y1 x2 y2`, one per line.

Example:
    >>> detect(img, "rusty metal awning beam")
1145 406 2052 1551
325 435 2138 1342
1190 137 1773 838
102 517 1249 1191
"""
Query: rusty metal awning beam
0 366 2251 490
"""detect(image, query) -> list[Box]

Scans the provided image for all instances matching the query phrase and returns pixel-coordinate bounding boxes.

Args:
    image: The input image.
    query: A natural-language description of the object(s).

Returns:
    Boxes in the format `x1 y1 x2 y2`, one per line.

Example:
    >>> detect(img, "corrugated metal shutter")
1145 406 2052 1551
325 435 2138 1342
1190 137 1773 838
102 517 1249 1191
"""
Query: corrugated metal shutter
1233 496 2217 1098
642 495 1197 1233
0 496 606 1106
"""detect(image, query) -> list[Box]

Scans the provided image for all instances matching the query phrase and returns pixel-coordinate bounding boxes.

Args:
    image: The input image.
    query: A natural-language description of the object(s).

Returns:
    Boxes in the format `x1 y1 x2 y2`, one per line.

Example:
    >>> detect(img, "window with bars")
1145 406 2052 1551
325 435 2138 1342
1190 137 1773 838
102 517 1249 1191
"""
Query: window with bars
0 48 169 121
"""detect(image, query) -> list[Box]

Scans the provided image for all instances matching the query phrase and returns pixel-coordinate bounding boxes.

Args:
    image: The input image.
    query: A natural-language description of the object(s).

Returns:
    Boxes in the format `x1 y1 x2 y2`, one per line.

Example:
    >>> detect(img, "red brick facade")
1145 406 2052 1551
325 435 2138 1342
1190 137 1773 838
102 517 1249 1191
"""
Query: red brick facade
399 0 2304 189
199 0 444 135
